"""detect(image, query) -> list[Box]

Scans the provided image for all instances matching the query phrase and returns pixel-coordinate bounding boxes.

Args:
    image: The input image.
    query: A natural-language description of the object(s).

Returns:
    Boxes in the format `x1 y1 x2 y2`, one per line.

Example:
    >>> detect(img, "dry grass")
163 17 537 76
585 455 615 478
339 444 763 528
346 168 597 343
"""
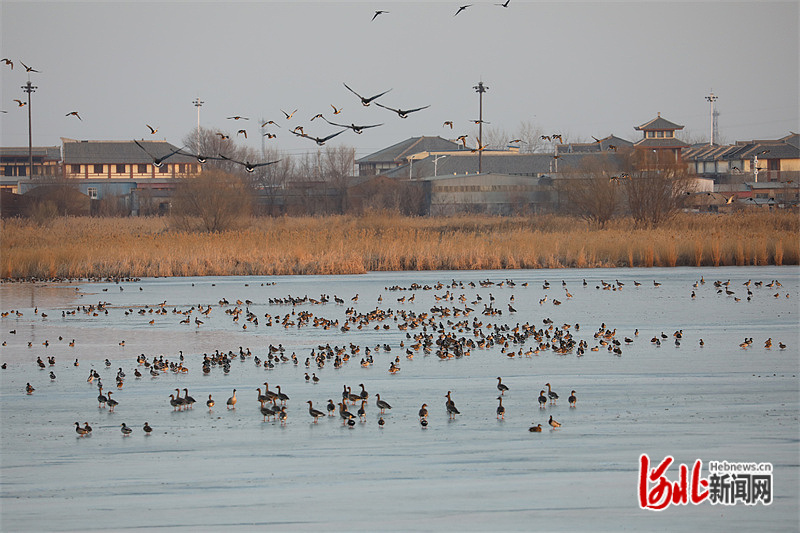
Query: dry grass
1 212 797 279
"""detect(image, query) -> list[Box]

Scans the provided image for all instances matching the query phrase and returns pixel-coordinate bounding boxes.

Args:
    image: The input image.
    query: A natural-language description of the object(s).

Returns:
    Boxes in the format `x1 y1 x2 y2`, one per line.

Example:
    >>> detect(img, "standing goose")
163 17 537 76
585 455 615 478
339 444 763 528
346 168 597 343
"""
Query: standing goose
260 400 276 422
548 415 561 428
357 400 367 420
97 387 107 407
568 390 577 407
358 383 369 400
418 403 428 420
169 394 181 411
538 390 547 408
143 422 153 435
75 422 89 437
326 399 336 416
227 389 237 409
347 386 361 404
257 388 268 404
445 391 460 419
174 389 186 411
545 383 558 405
338 402 355 425
496 377 509 395
83 422 92 434
306 401 325 423
206 394 215 412
496 396 505 419
182 389 196 409
120 423 133 436
375 394 392 414
106 391 118 412
275 385 290 405
278 406 287 425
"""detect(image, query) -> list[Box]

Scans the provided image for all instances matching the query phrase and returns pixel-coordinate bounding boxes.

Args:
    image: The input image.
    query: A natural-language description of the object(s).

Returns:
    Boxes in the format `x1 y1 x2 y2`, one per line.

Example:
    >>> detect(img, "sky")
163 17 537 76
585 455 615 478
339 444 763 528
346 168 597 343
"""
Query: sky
1 1 798 160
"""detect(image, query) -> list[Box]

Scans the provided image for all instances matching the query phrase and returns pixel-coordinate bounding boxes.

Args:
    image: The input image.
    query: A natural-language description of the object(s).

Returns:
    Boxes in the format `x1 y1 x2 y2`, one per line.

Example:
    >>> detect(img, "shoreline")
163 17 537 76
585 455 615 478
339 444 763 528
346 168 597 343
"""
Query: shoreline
2 212 797 280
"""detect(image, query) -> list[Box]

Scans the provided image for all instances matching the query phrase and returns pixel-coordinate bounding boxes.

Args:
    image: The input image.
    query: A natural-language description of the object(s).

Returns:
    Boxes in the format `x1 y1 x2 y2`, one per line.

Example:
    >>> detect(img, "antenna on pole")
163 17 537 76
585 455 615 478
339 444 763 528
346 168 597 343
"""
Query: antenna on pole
193 97 204 143
473 81 489 173
22 80 37 180
705 91 718 146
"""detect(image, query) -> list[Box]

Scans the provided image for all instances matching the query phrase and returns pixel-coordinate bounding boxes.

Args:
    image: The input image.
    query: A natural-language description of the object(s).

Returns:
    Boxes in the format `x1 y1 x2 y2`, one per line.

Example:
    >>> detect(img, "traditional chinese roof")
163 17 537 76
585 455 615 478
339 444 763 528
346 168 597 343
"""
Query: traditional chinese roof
635 114 684 131
0 146 61 160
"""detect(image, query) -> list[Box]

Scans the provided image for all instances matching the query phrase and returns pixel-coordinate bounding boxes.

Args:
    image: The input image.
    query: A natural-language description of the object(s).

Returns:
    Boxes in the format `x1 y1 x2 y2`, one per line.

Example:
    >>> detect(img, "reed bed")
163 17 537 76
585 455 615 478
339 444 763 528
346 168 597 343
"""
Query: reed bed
1 212 797 279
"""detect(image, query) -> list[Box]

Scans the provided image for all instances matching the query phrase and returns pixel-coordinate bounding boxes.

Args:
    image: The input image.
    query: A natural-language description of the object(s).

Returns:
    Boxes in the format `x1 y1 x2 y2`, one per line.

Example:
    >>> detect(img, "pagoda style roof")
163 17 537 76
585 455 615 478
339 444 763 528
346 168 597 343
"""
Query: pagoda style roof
635 114 684 131
634 137 689 148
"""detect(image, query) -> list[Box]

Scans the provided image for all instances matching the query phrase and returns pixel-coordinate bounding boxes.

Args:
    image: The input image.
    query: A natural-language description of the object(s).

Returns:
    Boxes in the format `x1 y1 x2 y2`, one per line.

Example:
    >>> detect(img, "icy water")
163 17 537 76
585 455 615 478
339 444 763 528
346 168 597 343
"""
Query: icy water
0 266 798 532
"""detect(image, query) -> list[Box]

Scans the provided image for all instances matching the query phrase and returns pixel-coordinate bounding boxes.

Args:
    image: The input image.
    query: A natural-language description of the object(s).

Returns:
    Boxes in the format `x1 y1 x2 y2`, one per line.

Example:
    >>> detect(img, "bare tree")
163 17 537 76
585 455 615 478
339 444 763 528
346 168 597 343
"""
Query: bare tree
622 150 694 227
322 145 355 213
182 127 258 176
557 154 622 227
512 120 548 153
169 168 253 232
248 146 293 215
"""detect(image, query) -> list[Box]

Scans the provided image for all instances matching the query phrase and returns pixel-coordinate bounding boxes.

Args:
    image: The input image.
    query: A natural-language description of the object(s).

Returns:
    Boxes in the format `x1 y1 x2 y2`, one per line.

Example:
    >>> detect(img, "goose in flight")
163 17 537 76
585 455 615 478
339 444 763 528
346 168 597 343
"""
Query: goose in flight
65 111 82 120
133 140 185 167
375 101 430 118
323 117 383 134
290 128 347 146
343 83 392 107
218 154 280 173
454 5 472 16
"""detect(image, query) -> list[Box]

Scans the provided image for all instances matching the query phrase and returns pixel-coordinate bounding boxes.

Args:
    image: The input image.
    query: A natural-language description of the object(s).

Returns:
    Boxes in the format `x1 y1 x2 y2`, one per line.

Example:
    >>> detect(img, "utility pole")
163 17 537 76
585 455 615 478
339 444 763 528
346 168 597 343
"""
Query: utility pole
705 91 718 146
22 80 37 179
193 97 204 143
473 81 488 173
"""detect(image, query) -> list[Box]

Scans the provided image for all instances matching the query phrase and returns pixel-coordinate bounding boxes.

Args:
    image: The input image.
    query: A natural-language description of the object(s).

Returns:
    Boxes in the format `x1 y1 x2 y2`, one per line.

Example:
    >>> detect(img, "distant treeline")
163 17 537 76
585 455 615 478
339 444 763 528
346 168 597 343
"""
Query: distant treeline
1 212 797 280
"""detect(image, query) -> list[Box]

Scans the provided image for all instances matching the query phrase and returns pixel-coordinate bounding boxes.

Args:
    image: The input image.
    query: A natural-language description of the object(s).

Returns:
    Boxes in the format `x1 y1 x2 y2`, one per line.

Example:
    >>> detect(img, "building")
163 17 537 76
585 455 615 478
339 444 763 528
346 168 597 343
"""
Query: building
355 136 463 176
422 173 558 216
0 146 61 192
633 113 688 165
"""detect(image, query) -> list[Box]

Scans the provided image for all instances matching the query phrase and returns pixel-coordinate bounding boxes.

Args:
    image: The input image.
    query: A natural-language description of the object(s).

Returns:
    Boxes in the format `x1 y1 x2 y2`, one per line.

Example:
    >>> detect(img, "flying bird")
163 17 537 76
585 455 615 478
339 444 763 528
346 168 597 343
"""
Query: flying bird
608 144 618 151
1 58 12 69
215 132 230 140
218 154 280 173
293 126 305 135
330 104 343 115
261 120 280 128
372 10 389 21
454 5 472 16
343 83 392 106
508 139 523 144
65 111 82 120
20 61 39 73
263 132 277 139
551 134 563 143
290 128 347 146
471 119 490 124
310 113 324 121
133 139 186 167
227 115 249 121
281 109 298 120
323 117 383 134
13 99 26 107
443 121 453 129
374 101 430 118
541 135 551 141
726 194 735 204
146 124 158 134
496 0 511 6
237 129 247 138
456 135 468 147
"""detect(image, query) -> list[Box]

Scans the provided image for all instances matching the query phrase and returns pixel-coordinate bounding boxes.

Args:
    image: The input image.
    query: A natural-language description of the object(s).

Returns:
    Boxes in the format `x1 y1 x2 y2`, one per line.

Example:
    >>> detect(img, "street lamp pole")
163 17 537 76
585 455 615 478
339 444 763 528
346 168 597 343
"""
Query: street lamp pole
193 97 204 142
473 81 488 173
705 91 718 146
433 155 447 177
22 80 37 179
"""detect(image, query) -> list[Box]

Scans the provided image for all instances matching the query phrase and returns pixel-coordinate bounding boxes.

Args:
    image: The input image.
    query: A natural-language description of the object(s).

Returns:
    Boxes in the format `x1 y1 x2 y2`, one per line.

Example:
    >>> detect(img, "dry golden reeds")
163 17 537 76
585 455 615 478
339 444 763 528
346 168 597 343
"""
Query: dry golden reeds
1 212 797 279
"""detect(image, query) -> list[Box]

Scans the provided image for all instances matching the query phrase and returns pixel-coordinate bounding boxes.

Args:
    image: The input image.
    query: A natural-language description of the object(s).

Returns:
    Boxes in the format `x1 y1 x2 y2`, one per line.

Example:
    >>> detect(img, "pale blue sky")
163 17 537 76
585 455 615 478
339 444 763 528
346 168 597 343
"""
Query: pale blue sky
2 1 797 159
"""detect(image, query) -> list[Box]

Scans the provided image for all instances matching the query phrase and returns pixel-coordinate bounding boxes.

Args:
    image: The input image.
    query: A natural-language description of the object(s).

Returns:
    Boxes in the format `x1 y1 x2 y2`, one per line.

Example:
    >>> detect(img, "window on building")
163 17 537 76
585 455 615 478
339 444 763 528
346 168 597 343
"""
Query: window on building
656 131 664 138
93 164 103 174
178 164 185 174
3 166 11 177
87 187 98 200
158 164 169 174
137 164 148 174
665 131 673 138
116 164 126 174
71 164 81 174
18 166 26 176
647 131 655 138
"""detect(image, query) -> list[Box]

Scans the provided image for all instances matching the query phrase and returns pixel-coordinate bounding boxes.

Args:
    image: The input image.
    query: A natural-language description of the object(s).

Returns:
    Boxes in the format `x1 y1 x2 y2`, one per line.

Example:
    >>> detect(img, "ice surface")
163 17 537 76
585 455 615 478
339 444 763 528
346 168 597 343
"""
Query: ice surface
1 266 798 531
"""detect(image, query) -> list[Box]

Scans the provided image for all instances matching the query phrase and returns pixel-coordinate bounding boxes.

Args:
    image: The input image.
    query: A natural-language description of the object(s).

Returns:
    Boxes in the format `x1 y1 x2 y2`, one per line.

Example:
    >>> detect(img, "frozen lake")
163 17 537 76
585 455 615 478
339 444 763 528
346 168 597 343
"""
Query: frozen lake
1 266 798 531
